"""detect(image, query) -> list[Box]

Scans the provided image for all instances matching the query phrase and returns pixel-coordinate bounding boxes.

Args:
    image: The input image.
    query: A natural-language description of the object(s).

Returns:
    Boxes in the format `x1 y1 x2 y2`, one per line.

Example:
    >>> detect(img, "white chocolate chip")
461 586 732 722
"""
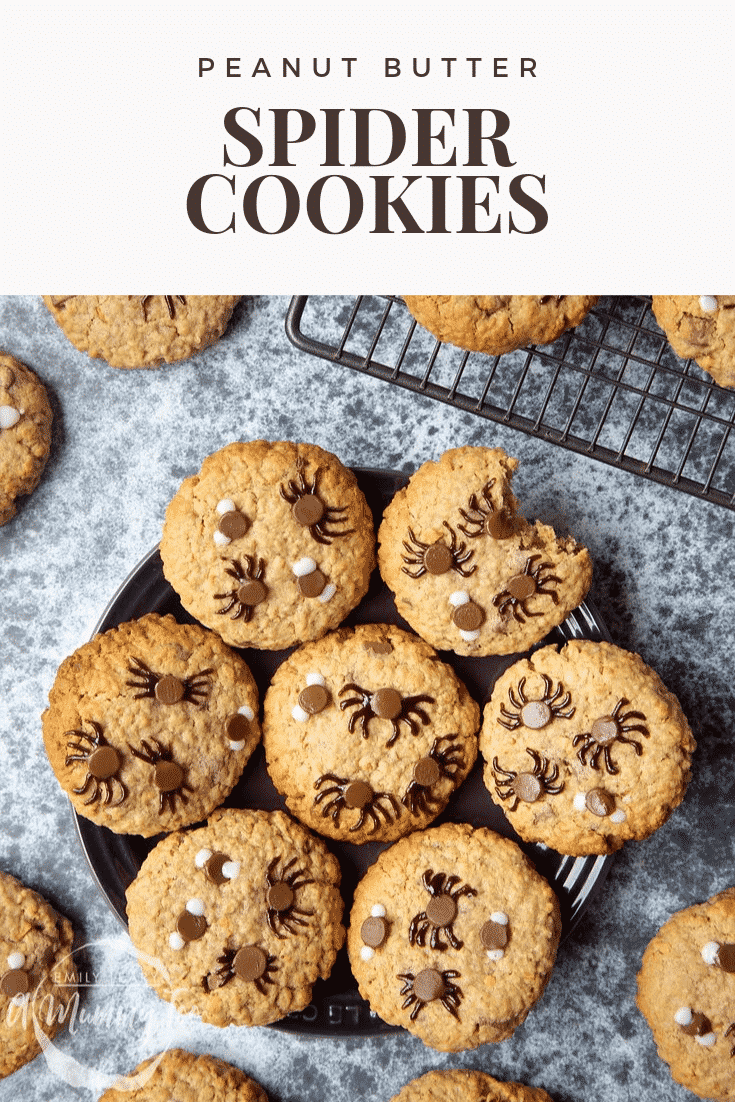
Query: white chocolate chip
229 739 246 750
701 942 720 966
216 499 236 515
292 557 317 577
360 946 375 961
0 406 20 429
222 861 240 880
700 296 718 312
674 1007 693 1026
449 590 470 607
490 912 509 926
306 673 326 687
194 848 213 868
318 583 336 603
459 629 481 641
573 792 587 811
169 933 185 951
487 949 505 961
610 810 626 823
238 704 254 721
6 952 25 970
371 904 386 918
292 704 310 723
697 1033 717 1047
186 899 205 916
213 531 231 547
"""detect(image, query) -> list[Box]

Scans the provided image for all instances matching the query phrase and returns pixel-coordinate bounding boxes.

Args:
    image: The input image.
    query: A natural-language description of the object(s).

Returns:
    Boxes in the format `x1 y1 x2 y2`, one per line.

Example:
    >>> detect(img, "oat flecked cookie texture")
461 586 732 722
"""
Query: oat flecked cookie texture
378 446 592 656
347 822 560 1051
99 1048 269 1102
0 870 78 1079
42 295 240 369
126 808 345 1027
160 440 376 650
404 295 599 355
42 613 260 836
389 1068 553 1102
652 296 735 387
0 352 52 525
263 623 480 844
480 640 694 855
637 887 735 1101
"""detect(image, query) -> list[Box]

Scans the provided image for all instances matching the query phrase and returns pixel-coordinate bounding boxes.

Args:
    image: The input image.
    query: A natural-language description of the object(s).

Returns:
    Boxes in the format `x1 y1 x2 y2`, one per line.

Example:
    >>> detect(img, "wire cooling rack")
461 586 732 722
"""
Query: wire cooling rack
285 296 735 510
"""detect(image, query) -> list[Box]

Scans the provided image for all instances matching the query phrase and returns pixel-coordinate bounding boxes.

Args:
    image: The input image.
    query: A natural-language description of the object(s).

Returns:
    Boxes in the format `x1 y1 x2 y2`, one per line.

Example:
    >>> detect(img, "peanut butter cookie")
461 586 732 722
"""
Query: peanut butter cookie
389 1068 553 1102
99 1048 268 1101
652 295 735 387
0 352 52 525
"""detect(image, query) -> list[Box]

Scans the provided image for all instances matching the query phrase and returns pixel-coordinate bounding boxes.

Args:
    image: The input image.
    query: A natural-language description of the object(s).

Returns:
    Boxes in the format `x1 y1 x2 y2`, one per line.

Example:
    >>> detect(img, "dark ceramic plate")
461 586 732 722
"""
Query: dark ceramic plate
73 468 613 1036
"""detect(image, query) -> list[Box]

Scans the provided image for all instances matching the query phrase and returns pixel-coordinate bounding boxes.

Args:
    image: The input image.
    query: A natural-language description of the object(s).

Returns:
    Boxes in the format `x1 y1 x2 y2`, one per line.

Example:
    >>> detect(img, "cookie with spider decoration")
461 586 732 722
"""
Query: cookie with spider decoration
126 809 344 1028
388 1068 553 1102
652 296 735 388
0 352 52 526
42 295 240 369
98 1049 269 1102
262 624 479 844
378 446 592 656
160 440 376 650
480 639 695 855
637 886 735 1101
347 822 560 1051
0 870 78 1079
42 613 261 836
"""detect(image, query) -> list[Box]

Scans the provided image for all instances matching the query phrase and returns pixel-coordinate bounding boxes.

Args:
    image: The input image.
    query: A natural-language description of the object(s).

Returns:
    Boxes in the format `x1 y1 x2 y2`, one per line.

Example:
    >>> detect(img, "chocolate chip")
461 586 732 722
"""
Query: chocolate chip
344 780 373 809
154 760 184 793
413 968 445 1003
233 946 267 982
292 495 325 527
218 510 249 540
590 716 619 745
225 713 250 741
361 916 388 948
364 641 393 655
452 601 485 631
88 745 121 780
717 944 735 973
204 852 231 886
424 543 453 575
506 574 536 600
237 580 267 606
520 701 552 729
298 569 327 598
585 788 615 817
682 314 715 348
486 512 514 540
413 757 441 787
681 1011 712 1037
512 773 542 803
267 882 295 913
155 675 185 705
176 911 207 942
1 969 29 997
298 684 330 714
480 920 508 950
371 687 402 720
425 894 458 928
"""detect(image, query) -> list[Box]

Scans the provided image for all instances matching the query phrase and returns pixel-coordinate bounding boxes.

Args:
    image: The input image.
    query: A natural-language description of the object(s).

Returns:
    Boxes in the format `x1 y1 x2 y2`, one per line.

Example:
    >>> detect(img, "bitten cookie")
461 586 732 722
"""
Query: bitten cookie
263 624 479 844
652 296 735 387
42 614 260 836
378 446 592 656
42 295 239 369
637 887 735 1101
0 352 52 525
347 822 560 1051
0 870 77 1079
160 440 376 651
389 1068 553 1102
404 296 599 356
480 640 694 855
126 808 345 1027
98 1049 268 1101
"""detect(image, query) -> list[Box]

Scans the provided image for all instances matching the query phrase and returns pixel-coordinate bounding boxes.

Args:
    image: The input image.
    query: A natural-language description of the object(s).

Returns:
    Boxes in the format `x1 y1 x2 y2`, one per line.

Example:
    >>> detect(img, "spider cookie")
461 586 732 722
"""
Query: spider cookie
263 624 480 844
652 295 735 387
480 640 694 855
42 295 240 369
0 870 77 1079
404 296 599 356
126 808 344 1027
347 822 560 1052
389 1068 553 1102
99 1049 268 1101
160 440 376 651
42 613 260 836
0 352 52 525
637 887 735 1101
378 446 592 656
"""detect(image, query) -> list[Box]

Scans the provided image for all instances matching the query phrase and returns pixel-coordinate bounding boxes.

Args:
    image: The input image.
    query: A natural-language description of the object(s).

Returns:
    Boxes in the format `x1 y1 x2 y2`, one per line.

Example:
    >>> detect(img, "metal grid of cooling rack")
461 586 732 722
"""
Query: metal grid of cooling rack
285 296 735 510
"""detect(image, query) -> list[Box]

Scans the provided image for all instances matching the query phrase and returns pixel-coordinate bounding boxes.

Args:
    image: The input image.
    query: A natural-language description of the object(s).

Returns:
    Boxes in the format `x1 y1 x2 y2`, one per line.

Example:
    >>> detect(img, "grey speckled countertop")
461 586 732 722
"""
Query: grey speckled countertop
1 295 733 1102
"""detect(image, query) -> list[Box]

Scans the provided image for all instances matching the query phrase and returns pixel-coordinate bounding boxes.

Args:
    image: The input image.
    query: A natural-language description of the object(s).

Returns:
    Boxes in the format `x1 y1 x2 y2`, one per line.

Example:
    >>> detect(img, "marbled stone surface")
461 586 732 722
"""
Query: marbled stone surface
0 294 733 1102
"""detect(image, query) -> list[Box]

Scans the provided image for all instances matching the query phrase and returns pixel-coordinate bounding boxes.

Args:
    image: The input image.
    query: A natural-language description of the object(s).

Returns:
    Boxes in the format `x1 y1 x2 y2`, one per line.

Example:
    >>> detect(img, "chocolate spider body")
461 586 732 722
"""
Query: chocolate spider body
126 658 213 705
498 675 574 731
458 479 514 541
280 463 354 545
573 698 649 774
204 946 278 995
401 523 475 579
398 968 463 1021
215 556 268 621
128 737 192 814
492 748 564 811
313 774 401 833
339 684 434 747
265 856 314 938
65 721 126 807
402 734 464 816
409 870 477 951
493 554 562 622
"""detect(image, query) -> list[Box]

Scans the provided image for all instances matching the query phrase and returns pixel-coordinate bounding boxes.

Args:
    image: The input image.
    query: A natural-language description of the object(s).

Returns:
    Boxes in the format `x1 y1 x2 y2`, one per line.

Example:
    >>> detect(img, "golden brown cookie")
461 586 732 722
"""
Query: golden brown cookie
480 640 694 855
160 440 376 651
0 870 77 1079
98 1049 268 1101
389 1068 553 1102
126 809 345 1027
378 446 592 656
0 352 52 525
652 295 735 387
42 295 239 369
42 614 260 836
637 887 735 1101
347 822 560 1051
263 624 480 844
404 295 599 355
